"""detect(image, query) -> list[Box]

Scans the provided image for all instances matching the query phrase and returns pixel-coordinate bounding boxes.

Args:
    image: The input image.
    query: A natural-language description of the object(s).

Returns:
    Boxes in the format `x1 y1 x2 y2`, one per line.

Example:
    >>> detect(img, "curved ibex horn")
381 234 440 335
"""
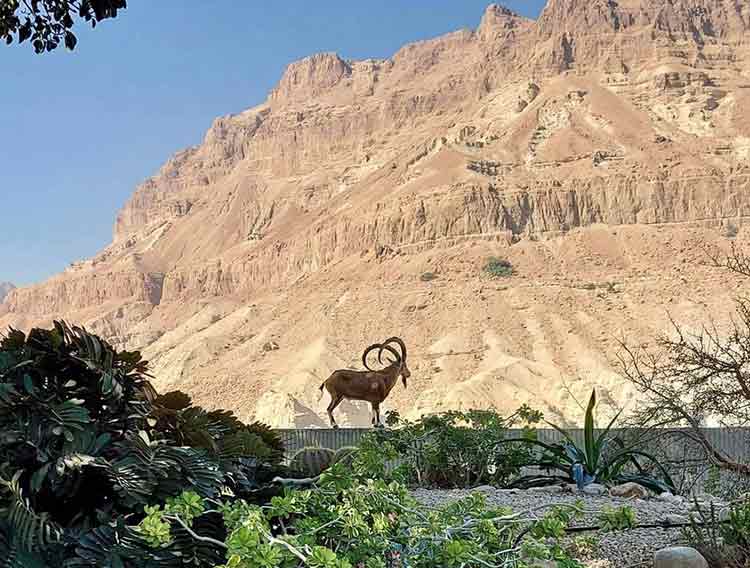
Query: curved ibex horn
378 344 401 365
381 337 407 362
362 344 382 371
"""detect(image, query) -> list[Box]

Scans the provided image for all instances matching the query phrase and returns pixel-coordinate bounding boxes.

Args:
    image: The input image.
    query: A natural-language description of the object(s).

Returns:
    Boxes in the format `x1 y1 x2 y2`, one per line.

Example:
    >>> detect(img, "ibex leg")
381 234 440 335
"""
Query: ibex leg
372 402 383 428
327 395 344 429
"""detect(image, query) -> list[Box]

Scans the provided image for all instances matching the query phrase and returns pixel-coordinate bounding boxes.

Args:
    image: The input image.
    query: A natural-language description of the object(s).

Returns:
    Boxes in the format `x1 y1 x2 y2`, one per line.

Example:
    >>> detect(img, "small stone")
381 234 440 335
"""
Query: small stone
657 491 676 502
609 482 650 499
663 514 689 525
668 494 685 506
582 483 607 496
527 485 564 494
654 546 708 568
262 341 280 352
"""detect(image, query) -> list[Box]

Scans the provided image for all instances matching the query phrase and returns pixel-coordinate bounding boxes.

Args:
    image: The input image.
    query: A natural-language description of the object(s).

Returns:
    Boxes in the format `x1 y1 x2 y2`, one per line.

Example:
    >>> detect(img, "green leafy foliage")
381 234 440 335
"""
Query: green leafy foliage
0 0 126 53
483 257 514 278
353 407 542 488
152 390 284 465
723 501 750 549
0 321 282 566
503 389 675 493
685 499 750 566
598 505 636 531
150 389 286 498
138 467 585 568
331 447 359 468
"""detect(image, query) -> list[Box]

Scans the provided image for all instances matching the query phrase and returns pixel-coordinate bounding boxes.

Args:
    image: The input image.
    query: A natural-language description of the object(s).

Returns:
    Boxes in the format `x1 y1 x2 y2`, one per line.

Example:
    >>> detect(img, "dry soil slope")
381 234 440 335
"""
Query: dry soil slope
2 1 750 426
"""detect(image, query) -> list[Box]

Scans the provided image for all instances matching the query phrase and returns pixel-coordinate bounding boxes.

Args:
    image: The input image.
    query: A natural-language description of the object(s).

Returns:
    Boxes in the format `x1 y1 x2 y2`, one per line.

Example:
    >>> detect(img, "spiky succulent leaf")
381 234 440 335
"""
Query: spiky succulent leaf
583 389 597 471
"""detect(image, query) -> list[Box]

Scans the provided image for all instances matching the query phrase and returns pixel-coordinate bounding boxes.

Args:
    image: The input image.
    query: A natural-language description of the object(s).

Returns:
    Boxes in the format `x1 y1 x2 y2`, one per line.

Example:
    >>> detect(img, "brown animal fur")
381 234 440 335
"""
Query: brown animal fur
319 337 410 428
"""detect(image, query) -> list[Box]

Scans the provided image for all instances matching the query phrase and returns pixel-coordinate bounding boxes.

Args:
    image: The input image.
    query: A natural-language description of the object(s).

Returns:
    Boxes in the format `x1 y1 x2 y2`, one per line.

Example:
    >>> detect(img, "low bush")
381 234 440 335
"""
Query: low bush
483 257 514 278
137 465 590 568
686 500 750 567
599 505 637 531
419 272 437 282
332 446 359 468
351 407 543 488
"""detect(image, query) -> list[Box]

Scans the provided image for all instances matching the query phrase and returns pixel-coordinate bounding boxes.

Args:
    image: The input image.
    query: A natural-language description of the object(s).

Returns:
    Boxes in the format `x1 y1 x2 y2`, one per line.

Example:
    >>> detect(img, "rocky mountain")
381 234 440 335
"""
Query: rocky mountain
2 0 750 427
0 283 14 304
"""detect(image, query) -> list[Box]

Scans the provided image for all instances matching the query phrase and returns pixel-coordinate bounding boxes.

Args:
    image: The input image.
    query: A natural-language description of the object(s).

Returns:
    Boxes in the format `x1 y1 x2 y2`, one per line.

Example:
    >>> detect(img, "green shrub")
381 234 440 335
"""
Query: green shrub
137 469 587 568
599 505 637 531
0 321 282 567
420 271 438 282
289 447 336 477
726 222 740 238
332 446 359 468
686 500 750 566
483 257 514 278
722 501 750 553
353 407 543 488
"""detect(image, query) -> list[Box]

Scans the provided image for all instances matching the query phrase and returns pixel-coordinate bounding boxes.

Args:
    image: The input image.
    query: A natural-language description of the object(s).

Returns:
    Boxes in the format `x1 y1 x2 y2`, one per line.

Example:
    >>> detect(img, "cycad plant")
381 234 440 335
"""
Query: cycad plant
504 389 675 493
0 321 281 567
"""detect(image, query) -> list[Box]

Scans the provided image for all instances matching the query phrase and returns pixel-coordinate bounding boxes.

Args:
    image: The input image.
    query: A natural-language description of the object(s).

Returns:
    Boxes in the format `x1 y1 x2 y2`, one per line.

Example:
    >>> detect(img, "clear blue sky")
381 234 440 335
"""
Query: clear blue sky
0 1 545 287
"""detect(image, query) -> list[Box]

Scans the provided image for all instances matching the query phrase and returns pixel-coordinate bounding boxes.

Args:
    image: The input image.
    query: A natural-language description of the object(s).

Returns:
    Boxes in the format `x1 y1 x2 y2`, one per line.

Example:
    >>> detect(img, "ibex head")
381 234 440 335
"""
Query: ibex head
362 336 410 388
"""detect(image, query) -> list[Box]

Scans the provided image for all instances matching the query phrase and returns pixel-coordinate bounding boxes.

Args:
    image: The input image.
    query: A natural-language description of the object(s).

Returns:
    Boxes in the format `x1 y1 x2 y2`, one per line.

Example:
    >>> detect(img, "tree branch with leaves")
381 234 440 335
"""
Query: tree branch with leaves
0 0 126 53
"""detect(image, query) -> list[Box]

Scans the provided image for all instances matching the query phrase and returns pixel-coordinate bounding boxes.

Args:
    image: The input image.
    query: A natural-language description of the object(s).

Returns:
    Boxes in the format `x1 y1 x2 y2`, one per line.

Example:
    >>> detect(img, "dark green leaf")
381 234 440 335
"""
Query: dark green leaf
18 24 31 43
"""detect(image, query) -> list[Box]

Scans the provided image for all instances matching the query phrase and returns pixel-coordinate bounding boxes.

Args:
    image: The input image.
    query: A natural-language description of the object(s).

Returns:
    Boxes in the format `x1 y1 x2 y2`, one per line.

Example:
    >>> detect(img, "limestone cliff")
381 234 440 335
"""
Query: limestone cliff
3 0 750 427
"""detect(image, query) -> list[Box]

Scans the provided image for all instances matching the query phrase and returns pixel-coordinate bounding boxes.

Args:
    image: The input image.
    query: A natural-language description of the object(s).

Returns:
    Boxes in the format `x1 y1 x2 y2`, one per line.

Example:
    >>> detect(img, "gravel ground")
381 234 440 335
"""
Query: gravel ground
410 486 726 567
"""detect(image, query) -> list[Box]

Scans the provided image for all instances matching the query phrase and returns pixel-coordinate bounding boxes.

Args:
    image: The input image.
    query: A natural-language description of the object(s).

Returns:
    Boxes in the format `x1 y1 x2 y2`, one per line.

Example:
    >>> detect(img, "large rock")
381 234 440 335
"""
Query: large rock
609 482 650 499
654 547 708 568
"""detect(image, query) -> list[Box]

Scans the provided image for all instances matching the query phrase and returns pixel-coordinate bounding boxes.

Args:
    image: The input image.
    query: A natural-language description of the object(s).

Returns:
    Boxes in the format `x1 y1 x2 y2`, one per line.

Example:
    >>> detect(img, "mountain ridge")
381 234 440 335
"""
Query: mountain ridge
3 0 750 426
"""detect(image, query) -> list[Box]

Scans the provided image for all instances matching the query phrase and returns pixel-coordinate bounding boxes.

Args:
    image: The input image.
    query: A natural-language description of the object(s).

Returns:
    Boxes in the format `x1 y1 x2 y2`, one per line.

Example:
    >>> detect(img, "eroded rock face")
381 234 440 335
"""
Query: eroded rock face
3 0 750 426
270 53 353 104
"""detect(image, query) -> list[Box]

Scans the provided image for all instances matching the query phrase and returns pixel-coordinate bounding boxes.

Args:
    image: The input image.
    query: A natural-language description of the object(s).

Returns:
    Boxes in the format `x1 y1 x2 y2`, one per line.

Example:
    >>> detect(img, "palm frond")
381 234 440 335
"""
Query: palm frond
0 472 63 552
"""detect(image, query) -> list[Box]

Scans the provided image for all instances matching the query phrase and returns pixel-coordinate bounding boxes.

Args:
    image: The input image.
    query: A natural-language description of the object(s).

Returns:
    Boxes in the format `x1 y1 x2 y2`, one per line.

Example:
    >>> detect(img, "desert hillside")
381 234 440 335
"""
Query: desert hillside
3 0 750 427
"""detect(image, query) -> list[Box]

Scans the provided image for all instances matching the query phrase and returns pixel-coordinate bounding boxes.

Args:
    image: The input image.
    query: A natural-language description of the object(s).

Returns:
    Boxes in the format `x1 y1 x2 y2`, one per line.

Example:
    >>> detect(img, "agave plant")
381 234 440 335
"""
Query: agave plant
503 389 675 493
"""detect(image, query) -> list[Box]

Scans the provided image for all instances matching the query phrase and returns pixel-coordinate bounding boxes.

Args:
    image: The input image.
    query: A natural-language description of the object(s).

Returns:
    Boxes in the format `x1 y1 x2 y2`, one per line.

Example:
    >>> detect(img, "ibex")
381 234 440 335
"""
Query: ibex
319 337 410 429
